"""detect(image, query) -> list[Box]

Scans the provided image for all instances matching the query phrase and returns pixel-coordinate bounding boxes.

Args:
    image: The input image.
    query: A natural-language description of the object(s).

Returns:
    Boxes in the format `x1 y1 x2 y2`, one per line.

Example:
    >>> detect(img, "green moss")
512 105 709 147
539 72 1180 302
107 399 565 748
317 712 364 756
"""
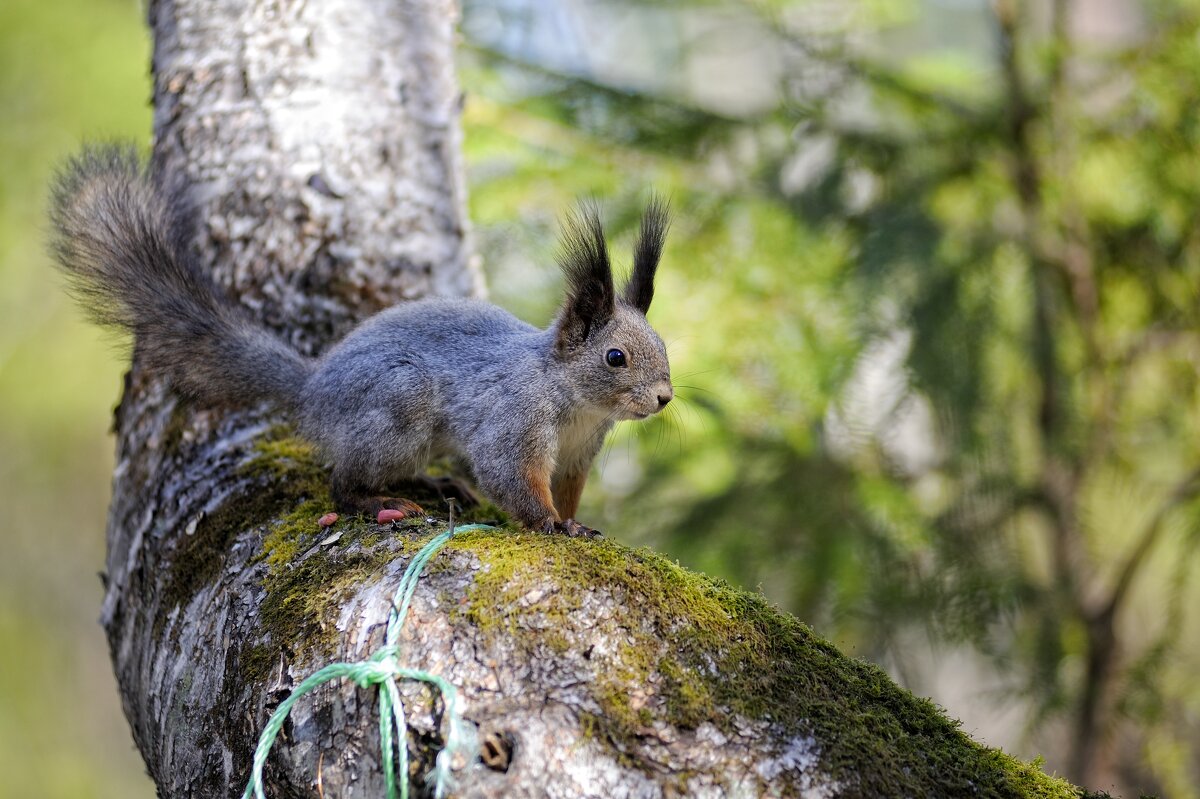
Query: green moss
162 429 332 620
240 643 277 684
250 513 426 661
589 640 654 739
446 529 1090 797
242 456 428 679
657 656 709 728
254 497 334 575
240 431 327 487
164 425 501 680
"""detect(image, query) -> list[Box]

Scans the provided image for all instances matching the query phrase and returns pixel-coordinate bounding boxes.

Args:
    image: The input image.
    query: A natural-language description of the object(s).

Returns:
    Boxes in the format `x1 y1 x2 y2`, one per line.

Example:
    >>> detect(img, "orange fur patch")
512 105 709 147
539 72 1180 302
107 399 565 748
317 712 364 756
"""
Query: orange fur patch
523 461 558 518
553 471 588 520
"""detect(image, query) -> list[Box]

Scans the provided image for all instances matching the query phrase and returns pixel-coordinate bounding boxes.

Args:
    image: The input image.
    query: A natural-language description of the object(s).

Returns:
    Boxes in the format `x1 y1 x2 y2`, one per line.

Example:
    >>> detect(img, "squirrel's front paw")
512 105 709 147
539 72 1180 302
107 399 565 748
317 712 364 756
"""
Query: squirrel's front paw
548 518 602 539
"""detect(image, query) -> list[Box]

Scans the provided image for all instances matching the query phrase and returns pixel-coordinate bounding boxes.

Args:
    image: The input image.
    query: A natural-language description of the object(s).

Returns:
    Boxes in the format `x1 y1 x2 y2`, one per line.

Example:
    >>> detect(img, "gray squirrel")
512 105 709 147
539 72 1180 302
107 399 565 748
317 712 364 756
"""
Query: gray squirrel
49 144 673 536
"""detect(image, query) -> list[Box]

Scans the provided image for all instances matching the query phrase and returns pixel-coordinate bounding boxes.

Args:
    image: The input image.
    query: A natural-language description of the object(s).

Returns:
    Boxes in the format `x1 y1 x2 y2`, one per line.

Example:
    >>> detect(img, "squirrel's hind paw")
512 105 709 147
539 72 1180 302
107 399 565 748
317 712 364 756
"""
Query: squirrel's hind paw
359 497 425 524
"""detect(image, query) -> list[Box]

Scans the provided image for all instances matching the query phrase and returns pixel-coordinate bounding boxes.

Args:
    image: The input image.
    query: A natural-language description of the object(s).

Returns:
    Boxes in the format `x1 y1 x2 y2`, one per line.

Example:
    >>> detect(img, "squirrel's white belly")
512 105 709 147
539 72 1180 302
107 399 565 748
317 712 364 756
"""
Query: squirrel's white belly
555 408 613 472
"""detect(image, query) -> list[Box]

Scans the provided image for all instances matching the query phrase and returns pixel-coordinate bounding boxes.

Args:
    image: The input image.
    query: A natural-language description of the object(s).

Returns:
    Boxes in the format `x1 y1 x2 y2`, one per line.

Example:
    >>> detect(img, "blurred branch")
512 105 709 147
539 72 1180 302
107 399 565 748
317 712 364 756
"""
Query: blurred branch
1100 467 1200 623
994 7 1110 778
1047 0 1068 91
1069 466 1200 779
1047 0 1099 356
744 1 984 121
462 92 727 201
996 0 1098 360
463 41 768 145
468 1 991 153
1117 328 1200 369
937 482 1044 541
1043 0 1106 473
994 0 1082 609
994 0 1041 210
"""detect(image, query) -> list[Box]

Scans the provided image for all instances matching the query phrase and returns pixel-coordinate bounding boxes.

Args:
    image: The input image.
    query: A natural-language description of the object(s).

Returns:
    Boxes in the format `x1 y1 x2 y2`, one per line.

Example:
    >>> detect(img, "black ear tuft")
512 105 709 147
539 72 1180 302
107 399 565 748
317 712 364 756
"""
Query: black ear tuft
624 195 670 314
554 201 616 351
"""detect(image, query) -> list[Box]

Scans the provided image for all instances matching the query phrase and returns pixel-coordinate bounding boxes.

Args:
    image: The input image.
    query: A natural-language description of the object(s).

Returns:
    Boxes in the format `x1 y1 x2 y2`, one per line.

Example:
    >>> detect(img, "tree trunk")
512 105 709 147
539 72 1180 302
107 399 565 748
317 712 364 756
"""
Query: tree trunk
100 1 1099 797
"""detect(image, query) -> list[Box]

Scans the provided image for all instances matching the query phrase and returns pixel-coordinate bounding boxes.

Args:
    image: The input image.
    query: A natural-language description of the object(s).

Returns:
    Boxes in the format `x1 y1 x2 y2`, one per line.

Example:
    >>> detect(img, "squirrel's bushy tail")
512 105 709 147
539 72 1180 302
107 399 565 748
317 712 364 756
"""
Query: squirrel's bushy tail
49 143 311 409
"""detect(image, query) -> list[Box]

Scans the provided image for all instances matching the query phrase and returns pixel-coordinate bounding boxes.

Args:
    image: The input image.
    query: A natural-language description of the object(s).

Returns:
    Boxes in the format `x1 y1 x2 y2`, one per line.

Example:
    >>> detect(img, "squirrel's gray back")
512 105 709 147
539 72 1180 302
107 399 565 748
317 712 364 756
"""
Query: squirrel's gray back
313 298 548 381
298 297 564 456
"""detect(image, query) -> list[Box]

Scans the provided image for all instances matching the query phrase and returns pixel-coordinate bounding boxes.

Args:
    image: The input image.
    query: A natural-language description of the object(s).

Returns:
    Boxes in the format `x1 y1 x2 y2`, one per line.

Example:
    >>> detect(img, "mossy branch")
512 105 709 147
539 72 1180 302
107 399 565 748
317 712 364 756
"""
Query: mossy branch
148 428 1103 798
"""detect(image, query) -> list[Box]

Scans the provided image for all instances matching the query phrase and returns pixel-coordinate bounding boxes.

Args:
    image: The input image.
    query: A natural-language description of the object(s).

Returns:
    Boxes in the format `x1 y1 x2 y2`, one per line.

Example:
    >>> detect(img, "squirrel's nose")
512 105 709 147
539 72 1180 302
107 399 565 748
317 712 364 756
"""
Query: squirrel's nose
657 390 673 408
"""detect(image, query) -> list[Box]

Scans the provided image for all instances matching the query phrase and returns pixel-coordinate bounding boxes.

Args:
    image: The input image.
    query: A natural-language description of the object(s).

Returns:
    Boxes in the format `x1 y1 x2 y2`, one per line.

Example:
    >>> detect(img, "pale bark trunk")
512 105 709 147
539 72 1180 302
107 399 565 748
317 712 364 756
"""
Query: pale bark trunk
105 0 483 793
99 1 1097 797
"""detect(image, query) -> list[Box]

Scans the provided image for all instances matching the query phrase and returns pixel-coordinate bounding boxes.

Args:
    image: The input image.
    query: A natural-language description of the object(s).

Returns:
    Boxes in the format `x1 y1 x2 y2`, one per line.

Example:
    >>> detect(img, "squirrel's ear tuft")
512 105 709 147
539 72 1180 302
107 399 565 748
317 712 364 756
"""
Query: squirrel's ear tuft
555 202 615 351
623 195 670 314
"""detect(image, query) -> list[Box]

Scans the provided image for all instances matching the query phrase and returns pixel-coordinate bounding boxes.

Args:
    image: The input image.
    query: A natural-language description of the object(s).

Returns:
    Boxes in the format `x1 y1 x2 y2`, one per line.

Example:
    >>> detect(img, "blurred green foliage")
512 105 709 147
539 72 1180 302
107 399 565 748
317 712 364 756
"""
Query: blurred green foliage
462 0 1200 795
0 0 153 796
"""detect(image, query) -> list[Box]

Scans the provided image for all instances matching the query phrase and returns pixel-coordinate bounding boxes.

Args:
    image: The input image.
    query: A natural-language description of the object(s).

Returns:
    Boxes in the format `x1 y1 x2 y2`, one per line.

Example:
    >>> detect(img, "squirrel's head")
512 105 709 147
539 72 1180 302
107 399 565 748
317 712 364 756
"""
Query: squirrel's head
552 199 673 420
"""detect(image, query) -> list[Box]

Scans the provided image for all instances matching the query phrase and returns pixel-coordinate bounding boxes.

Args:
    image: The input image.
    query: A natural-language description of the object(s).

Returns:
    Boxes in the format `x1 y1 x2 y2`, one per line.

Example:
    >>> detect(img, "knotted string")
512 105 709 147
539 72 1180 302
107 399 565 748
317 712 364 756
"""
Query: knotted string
243 517 490 799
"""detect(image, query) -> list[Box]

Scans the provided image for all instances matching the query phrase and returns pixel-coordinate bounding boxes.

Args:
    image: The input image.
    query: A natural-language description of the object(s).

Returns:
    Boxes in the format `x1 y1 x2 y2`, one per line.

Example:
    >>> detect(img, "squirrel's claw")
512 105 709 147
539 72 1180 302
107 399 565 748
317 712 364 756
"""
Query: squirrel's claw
547 518 601 539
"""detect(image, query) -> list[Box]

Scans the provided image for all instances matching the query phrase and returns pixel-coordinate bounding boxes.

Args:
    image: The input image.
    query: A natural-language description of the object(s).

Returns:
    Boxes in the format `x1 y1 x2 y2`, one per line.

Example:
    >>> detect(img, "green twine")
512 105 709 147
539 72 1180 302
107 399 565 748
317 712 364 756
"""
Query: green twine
242 520 491 799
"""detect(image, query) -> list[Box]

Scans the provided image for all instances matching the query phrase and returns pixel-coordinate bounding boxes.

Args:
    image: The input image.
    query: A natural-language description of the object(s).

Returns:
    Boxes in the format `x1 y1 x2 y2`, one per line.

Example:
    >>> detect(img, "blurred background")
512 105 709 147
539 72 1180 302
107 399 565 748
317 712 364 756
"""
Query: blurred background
3 0 1198 796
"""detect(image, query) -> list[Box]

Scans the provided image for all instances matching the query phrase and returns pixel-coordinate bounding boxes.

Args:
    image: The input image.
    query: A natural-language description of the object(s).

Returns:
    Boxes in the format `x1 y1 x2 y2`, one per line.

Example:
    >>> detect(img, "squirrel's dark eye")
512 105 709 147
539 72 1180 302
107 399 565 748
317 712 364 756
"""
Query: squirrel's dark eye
605 348 627 368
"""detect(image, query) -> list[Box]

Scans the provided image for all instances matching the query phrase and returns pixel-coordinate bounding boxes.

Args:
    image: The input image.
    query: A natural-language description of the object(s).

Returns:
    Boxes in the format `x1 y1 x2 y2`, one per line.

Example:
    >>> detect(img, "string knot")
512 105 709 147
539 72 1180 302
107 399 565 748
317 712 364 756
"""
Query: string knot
349 648 401 688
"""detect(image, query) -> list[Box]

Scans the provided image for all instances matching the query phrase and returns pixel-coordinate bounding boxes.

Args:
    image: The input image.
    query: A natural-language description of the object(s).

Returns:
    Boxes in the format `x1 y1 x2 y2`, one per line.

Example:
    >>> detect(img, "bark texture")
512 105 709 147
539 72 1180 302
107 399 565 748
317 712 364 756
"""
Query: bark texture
147 0 481 352
99 1 1098 797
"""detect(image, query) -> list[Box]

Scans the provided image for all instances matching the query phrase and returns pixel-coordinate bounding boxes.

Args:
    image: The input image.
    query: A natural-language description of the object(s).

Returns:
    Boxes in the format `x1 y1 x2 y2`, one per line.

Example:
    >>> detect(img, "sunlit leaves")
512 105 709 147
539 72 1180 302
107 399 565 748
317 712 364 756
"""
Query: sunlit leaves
458 0 1200 789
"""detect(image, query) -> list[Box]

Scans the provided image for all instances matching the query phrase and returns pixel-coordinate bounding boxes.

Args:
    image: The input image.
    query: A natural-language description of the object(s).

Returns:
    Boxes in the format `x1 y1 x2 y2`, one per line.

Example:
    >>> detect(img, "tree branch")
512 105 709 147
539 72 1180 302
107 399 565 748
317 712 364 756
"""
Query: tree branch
1100 467 1200 623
